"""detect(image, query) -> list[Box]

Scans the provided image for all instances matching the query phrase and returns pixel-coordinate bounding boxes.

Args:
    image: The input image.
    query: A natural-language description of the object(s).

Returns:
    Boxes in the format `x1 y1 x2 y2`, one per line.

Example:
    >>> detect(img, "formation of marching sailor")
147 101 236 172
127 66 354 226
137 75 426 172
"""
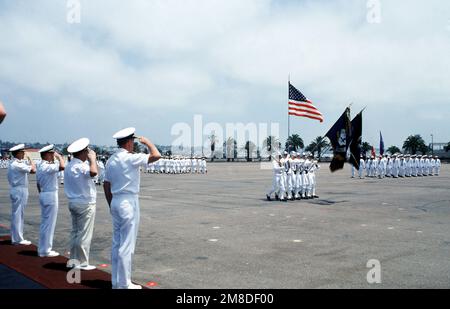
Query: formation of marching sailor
146 156 207 174
266 151 320 202
353 154 441 179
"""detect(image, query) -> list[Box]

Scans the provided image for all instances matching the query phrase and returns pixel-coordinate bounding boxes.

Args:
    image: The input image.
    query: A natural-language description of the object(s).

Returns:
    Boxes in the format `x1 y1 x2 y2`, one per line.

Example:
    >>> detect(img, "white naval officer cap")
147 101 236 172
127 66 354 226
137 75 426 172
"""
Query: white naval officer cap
67 138 90 154
39 144 55 153
113 127 136 140
9 144 25 152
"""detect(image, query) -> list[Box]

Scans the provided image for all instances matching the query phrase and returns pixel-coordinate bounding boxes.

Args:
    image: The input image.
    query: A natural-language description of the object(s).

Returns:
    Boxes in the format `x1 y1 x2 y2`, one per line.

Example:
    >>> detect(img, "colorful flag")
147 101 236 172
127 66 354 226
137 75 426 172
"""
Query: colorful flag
325 108 351 172
379 131 385 155
289 83 324 122
349 111 362 169
371 146 376 158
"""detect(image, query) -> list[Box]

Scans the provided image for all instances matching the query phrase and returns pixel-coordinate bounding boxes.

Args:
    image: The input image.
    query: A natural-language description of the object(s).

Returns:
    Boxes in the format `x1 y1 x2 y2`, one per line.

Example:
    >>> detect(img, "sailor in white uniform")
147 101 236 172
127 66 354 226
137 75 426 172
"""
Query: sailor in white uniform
64 138 98 270
420 155 426 176
36 144 65 257
7 144 36 245
424 155 431 176
292 152 301 199
435 156 441 176
410 155 417 176
358 155 365 179
103 128 161 289
405 155 412 177
266 153 286 202
308 158 320 198
429 156 436 176
301 153 311 199
365 157 371 177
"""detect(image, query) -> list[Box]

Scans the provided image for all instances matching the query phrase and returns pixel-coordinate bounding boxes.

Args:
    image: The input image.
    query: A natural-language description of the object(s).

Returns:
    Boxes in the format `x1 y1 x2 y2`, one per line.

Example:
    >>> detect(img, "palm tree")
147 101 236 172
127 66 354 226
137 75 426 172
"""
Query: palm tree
244 141 256 162
208 133 217 161
361 142 372 156
285 134 304 152
305 136 330 160
445 142 450 152
262 136 280 161
403 135 426 155
387 146 401 155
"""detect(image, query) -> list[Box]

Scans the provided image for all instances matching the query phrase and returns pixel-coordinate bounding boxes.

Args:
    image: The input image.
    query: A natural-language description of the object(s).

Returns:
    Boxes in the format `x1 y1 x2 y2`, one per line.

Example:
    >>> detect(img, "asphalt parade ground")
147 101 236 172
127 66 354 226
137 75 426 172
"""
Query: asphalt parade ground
1 162 449 289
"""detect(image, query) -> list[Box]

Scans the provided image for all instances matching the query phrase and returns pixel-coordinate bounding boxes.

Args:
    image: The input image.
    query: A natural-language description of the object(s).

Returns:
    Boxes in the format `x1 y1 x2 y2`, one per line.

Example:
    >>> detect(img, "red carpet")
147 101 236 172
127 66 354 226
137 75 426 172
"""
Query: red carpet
0 235 113 289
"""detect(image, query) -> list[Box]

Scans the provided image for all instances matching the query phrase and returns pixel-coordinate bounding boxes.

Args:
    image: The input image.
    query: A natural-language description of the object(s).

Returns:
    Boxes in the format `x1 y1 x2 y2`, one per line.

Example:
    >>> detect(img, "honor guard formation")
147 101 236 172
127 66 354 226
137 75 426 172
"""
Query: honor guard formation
5 128 161 289
146 156 207 174
266 151 320 202
352 154 441 179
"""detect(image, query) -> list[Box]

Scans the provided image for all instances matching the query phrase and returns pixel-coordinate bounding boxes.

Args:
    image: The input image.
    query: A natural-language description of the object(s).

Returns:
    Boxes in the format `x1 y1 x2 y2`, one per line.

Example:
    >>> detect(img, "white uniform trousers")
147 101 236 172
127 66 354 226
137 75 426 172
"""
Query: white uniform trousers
308 173 315 197
38 191 59 256
69 202 96 266
358 166 364 178
111 194 140 289
9 186 29 243
301 172 309 197
286 172 294 198
294 173 302 198
267 174 285 199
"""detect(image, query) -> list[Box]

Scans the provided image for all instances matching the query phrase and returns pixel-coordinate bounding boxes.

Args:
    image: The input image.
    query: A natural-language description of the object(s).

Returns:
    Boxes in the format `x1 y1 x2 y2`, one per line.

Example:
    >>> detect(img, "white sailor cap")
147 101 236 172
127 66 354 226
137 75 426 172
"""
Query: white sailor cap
113 127 136 140
68 138 90 154
290 151 296 156
283 151 288 155
9 144 25 152
39 144 55 153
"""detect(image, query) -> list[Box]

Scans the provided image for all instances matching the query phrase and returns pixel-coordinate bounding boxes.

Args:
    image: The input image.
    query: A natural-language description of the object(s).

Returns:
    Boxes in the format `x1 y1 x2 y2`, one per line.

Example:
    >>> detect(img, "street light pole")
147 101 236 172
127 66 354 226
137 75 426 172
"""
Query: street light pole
431 134 434 156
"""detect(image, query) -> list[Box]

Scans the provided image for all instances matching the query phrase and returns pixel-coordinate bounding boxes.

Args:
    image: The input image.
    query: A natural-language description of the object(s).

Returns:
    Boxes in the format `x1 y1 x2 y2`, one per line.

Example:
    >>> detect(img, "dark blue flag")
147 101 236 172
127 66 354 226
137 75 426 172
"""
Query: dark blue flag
349 111 363 169
325 108 351 172
379 131 384 155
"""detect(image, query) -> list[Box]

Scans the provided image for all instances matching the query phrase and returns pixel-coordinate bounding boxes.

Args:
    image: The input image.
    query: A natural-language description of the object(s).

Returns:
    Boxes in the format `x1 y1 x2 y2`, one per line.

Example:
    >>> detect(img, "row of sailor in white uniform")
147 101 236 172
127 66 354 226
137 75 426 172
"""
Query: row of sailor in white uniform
146 156 207 174
352 154 441 179
266 151 320 202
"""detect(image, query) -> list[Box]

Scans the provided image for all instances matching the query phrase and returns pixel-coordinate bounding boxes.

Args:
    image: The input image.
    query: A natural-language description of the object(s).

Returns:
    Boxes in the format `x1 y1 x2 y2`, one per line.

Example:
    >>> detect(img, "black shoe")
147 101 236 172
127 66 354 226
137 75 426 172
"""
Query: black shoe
314 195 319 198
275 194 279 201
266 195 271 201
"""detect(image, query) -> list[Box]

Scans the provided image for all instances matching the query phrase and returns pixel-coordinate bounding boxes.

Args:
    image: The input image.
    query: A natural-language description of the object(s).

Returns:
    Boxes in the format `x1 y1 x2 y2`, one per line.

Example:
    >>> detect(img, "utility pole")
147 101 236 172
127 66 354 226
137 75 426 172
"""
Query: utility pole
431 134 434 156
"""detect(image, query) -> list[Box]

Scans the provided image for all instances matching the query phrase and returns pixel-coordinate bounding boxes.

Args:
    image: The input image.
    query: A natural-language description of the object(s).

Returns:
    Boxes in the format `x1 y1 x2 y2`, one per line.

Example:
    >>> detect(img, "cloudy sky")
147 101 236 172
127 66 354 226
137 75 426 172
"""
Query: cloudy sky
1 0 449 149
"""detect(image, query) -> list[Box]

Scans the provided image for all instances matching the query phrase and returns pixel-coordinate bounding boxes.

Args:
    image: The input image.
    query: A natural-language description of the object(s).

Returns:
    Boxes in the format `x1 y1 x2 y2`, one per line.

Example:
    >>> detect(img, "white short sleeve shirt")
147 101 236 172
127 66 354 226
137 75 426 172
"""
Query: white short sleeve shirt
104 148 149 195
64 158 96 205
36 161 60 192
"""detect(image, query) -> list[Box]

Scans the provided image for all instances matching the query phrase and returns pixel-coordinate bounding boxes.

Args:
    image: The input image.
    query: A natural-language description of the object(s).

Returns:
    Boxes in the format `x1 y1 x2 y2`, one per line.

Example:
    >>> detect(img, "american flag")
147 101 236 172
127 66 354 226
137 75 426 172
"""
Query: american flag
288 83 323 122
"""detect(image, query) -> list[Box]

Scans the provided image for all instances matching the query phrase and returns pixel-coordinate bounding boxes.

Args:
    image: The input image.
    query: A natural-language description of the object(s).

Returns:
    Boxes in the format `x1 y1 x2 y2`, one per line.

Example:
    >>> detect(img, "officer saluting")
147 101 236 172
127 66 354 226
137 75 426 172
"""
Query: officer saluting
103 128 161 289
64 138 98 270
7 144 36 245
36 145 65 257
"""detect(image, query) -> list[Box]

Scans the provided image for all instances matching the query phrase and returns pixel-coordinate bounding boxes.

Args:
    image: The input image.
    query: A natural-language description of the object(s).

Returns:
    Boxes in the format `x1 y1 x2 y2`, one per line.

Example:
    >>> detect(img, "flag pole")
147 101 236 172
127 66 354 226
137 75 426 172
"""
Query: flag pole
288 75 290 142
